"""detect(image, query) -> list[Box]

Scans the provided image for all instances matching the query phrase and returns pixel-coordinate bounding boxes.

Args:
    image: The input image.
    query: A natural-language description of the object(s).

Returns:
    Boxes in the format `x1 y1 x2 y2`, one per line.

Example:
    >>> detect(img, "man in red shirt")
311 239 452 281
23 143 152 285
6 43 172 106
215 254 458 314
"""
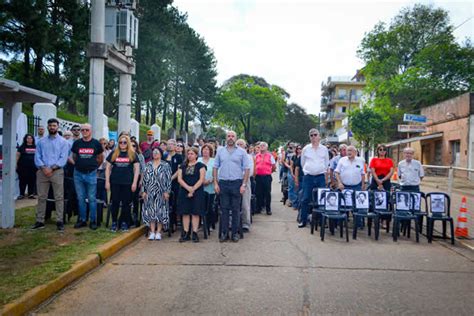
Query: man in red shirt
140 130 158 163
255 142 276 215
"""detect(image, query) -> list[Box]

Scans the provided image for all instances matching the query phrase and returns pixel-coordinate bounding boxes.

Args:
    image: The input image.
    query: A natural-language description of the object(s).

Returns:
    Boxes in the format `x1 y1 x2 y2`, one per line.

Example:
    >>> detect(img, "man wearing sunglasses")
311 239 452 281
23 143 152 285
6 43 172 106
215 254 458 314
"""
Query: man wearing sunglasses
298 128 329 228
71 124 81 141
71 123 104 230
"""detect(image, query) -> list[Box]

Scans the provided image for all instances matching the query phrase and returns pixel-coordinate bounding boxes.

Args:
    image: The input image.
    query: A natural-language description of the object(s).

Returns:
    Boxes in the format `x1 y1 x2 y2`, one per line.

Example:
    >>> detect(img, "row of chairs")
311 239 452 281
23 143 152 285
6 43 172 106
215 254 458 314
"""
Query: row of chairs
309 188 455 244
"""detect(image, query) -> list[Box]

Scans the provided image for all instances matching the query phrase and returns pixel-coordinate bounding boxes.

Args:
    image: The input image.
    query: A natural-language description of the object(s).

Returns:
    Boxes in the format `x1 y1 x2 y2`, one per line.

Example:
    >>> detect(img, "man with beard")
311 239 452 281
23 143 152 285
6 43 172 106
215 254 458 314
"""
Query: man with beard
32 118 70 231
214 131 250 242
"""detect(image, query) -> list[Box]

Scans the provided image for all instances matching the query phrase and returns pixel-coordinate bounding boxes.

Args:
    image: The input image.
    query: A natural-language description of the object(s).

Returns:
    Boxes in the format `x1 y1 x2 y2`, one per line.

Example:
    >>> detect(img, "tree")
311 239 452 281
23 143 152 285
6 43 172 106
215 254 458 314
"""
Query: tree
348 106 388 152
358 3 474 136
215 75 287 143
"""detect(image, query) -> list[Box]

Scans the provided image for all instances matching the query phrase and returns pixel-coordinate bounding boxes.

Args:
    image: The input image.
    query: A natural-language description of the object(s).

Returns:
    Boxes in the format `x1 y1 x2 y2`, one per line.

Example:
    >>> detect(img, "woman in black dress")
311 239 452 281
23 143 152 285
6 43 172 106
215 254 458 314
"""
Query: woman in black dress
177 147 206 242
16 134 37 199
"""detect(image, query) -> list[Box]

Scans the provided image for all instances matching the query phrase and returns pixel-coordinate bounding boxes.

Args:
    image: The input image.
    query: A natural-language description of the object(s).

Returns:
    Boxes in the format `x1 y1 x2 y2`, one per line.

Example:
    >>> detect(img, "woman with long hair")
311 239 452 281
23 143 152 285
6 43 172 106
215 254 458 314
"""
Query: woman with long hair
131 138 146 227
16 133 37 199
177 147 206 242
369 144 394 191
197 144 217 231
105 135 140 232
142 147 171 240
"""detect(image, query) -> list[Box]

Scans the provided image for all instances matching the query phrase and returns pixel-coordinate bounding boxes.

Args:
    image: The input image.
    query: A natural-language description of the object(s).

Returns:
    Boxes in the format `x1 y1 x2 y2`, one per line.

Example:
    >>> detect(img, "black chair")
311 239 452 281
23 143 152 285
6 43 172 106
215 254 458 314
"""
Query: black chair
372 190 392 234
392 192 419 242
310 188 329 234
353 191 379 240
426 192 454 245
410 192 428 234
320 191 349 242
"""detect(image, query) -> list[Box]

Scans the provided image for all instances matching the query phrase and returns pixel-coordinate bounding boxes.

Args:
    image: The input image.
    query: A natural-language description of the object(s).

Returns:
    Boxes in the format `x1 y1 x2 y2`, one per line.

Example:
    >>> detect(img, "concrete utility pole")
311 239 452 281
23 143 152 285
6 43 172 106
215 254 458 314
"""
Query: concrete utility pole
88 0 106 140
118 46 133 133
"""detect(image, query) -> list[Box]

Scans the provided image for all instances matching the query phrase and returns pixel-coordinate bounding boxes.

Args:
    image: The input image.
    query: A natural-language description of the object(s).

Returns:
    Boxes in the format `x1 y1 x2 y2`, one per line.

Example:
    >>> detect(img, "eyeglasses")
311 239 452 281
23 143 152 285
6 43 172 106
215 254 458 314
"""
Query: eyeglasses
81 129 90 132
310 134 319 137
72 128 80 132
132 145 137 148
177 144 184 147
378 149 386 152
119 141 127 145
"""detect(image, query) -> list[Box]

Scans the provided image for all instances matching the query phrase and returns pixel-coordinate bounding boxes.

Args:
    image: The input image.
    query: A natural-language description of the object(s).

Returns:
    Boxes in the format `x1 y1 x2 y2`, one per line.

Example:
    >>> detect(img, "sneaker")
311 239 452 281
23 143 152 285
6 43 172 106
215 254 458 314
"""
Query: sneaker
266 210 272 215
28 194 36 199
17 195 25 200
155 232 162 240
148 232 155 240
219 234 228 243
89 222 98 230
231 234 239 242
74 221 87 229
31 222 45 230
110 222 118 232
57 221 64 232
120 222 129 232
242 227 250 233
298 222 306 228
192 232 199 243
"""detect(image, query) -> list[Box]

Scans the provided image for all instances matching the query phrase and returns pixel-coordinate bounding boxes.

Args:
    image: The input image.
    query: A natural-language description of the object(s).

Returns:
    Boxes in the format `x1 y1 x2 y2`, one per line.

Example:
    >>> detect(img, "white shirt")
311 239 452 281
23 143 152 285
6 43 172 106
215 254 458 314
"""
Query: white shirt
335 156 365 186
301 143 329 176
398 159 424 186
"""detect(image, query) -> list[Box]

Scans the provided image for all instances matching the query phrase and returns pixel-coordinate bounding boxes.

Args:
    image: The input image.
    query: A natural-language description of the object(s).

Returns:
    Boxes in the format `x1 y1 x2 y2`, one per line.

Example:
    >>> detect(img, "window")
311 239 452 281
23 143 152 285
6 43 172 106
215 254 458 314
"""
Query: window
341 107 347 113
337 89 346 100
450 140 461 166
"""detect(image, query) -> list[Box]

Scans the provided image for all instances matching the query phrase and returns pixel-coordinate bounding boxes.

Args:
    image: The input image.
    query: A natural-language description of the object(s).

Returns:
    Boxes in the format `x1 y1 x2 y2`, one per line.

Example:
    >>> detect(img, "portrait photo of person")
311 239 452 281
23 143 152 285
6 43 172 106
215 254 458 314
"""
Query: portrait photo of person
396 192 410 210
318 188 330 206
431 194 445 213
374 191 387 210
355 191 369 209
342 189 353 207
411 193 421 211
325 192 339 211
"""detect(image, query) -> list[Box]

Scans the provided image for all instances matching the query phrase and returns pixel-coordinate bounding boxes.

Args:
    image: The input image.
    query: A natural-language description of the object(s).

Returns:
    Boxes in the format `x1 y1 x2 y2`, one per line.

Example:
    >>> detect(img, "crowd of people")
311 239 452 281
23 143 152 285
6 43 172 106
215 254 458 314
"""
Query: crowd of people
277 129 425 228
20 119 424 241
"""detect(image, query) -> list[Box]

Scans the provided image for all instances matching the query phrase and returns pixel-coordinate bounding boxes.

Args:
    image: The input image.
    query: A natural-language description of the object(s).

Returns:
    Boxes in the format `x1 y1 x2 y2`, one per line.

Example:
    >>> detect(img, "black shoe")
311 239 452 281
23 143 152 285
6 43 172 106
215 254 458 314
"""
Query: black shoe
266 210 272 215
17 195 25 200
89 222 98 230
74 221 87 229
232 234 239 242
28 194 36 199
192 231 199 243
179 231 191 242
298 222 306 228
57 221 64 232
219 234 228 243
31 222 45 230
242 227 250 233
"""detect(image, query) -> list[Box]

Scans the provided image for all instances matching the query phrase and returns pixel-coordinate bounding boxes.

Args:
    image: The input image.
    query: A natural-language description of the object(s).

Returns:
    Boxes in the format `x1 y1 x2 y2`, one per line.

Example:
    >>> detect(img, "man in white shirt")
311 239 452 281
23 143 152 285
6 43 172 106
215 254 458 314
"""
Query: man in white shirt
335 145 366 191
298 128 329 228
398 147 424 192
329 144 347 188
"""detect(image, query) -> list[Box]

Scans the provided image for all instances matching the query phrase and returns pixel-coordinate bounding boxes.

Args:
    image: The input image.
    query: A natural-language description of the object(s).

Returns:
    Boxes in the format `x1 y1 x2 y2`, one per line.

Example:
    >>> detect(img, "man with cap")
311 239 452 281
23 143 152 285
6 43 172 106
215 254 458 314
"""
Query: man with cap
140 130 158 163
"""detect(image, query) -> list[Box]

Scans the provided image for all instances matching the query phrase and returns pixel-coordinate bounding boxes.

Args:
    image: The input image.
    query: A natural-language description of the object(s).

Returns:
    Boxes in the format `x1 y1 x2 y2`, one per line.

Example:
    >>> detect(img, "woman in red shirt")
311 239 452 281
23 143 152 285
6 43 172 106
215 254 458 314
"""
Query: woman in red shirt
369 144 394 191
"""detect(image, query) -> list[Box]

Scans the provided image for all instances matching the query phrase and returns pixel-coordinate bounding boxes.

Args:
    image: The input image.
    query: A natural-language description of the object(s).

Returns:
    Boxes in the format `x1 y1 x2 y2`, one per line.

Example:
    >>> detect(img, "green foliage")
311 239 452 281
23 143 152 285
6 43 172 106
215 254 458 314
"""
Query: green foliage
215 75 287 143
349 106 388 150
358 3 474 139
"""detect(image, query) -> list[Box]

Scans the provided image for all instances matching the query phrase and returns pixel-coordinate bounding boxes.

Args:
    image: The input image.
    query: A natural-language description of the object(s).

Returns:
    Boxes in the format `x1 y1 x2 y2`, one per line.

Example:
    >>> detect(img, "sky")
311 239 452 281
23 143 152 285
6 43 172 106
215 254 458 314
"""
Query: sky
173 0 473 114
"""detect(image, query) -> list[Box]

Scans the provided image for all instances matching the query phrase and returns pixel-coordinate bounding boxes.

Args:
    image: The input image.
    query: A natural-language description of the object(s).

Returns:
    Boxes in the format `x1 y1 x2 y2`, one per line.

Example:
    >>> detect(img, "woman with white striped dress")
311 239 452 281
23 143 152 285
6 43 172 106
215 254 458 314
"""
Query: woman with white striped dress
141 147 172 240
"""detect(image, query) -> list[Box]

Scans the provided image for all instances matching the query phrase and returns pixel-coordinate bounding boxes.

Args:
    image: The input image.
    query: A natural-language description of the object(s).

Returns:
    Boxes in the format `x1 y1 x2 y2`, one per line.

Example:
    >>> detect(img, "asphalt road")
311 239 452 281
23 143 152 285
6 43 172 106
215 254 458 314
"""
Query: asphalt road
38 179 474 315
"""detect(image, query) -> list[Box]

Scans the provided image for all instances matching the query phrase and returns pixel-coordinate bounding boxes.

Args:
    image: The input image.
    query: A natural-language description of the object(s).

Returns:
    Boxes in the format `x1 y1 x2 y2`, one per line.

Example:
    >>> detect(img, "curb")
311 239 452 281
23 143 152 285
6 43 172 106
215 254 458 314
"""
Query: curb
2 226 146 316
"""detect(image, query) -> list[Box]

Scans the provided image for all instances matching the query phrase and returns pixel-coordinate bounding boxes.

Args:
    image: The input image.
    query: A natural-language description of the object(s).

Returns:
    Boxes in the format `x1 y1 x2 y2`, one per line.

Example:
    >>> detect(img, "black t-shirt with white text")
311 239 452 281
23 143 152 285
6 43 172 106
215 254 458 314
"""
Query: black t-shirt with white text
106 151 138 185
72 138 103 172
17 144 37 169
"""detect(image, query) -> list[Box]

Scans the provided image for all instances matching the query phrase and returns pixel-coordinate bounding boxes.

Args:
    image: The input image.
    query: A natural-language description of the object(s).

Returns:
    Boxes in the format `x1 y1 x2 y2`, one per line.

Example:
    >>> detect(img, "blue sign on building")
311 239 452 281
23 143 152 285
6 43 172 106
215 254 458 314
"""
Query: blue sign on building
403 114 427 123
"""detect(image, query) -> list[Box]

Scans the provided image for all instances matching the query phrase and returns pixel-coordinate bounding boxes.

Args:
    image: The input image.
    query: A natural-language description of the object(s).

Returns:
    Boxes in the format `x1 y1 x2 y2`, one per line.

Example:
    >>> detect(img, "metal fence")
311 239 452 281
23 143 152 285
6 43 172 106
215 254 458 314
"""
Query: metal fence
422 165 474 198
27 115 42 136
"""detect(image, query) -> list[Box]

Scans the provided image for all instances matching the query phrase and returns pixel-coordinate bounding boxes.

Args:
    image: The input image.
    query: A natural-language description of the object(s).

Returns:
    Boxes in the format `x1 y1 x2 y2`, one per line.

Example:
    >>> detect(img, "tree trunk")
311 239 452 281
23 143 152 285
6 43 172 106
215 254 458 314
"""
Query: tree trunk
179 107 185 133
161 84 169 132
145 100 150 125
172 78 179 129
185 110 189 133
23 46 31 84
150 101 156 125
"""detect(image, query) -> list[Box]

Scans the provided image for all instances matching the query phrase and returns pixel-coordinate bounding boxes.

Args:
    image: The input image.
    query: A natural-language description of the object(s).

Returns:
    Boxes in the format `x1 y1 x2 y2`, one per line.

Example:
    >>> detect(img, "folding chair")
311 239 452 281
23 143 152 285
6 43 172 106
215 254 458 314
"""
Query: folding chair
426 192 454 245
320 191 349 242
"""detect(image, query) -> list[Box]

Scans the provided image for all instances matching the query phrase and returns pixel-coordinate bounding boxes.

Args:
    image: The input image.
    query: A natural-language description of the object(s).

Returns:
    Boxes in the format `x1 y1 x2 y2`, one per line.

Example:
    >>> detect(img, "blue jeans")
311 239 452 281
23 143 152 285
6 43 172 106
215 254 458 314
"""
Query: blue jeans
300 174 326 225
74 170 97 222
288 171 297 205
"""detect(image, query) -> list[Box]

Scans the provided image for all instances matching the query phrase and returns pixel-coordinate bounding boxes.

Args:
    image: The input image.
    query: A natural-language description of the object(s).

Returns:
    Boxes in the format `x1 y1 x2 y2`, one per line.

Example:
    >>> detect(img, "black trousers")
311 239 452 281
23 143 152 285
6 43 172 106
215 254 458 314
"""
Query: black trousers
110 183 132 225
256 174 272 212
204 192 217 228
18 166 36 196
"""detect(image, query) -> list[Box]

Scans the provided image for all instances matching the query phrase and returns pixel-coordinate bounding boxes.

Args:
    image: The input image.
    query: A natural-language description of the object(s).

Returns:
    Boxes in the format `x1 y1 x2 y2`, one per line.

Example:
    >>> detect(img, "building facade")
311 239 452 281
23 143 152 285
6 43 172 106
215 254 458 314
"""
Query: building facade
320 74 365 144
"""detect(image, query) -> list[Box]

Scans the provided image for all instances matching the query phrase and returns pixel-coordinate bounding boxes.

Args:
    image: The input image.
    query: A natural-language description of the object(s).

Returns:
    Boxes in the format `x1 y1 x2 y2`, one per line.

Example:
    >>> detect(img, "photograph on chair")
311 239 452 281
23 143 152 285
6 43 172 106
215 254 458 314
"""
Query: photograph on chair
325 192 339 211
431 194 445 213
342 189 353 207
411 193 422 211
374 191 387 210
318 188 330 206
355 191 369 209
396 192 410 210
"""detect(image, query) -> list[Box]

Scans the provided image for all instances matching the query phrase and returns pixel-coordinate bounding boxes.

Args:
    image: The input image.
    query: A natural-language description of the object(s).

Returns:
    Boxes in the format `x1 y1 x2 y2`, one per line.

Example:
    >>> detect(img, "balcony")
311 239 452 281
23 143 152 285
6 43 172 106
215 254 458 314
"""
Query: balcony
323 112 347 122
322 135 339 144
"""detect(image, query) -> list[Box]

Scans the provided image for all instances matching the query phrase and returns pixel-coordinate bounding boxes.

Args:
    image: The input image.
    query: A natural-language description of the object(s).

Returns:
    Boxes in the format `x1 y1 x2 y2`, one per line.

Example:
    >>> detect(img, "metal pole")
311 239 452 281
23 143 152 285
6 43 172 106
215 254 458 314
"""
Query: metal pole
447 167 454 197
88 0 105 139
1 101 21 228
